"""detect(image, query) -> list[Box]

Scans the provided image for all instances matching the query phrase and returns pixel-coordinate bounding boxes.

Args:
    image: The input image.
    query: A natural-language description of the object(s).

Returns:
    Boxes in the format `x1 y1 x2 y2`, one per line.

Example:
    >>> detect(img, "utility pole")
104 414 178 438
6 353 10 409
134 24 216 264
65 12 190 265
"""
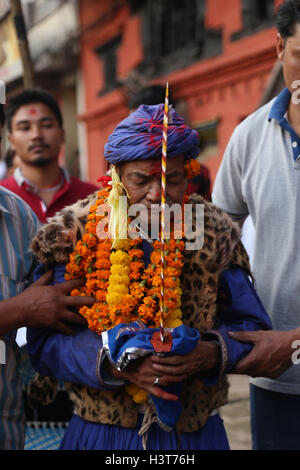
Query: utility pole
10 0 34 87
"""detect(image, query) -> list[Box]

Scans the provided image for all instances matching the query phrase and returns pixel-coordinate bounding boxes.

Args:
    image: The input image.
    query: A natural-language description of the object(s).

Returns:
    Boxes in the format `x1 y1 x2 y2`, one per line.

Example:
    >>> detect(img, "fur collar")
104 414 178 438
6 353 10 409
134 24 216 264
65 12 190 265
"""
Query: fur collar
31 191 241 270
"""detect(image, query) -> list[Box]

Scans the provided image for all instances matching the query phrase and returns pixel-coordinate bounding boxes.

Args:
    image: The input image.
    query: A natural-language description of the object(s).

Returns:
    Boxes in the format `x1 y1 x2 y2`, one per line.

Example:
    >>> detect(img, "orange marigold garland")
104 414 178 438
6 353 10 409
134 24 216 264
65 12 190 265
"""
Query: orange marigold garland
184 158 201 179
65 158 200 403
65 190 186 334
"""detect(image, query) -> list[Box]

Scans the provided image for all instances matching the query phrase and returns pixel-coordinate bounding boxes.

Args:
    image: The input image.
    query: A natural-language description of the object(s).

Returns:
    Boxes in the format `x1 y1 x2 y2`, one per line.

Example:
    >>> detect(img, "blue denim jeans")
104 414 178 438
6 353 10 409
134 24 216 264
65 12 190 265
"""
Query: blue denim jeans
250 384 300 450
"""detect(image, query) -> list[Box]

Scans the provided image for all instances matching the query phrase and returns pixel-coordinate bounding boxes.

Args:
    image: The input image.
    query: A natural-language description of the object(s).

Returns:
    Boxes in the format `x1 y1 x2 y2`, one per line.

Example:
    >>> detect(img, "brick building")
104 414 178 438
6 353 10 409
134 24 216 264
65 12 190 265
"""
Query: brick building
0 0 286 186
78 0 285 186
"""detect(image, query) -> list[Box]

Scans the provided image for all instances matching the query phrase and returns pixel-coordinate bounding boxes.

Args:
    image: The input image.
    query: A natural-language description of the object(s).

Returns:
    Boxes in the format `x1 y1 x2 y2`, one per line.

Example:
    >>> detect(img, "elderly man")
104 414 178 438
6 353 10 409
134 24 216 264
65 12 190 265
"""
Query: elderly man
27 104 271 450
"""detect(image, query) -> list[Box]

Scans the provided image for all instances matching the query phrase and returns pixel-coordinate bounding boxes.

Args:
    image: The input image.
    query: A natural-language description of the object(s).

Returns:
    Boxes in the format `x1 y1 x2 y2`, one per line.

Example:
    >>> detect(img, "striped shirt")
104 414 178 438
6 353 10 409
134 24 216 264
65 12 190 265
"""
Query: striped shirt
0 187 39 449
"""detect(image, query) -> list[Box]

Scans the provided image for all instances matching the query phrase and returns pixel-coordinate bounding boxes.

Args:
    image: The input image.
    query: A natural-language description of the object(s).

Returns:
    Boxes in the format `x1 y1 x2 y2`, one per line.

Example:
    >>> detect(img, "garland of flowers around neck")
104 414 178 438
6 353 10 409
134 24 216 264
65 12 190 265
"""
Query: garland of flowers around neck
65 158 201 404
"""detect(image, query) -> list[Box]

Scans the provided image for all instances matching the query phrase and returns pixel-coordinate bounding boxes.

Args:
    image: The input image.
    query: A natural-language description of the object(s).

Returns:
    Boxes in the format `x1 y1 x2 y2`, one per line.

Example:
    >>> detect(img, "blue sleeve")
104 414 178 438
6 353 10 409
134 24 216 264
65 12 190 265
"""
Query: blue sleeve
200 266 272 385
26 263 122 391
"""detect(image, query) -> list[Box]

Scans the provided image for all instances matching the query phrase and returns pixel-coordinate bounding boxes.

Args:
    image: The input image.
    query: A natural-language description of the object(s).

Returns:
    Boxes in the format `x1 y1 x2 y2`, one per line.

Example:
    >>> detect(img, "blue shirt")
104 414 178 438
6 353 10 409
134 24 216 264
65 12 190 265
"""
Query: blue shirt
0 187 40 449
268 87 300 164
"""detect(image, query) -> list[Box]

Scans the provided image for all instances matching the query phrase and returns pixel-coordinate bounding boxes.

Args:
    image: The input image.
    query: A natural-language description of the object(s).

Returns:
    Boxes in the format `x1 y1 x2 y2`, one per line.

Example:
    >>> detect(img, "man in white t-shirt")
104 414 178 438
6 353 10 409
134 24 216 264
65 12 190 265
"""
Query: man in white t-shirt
212 0 300 451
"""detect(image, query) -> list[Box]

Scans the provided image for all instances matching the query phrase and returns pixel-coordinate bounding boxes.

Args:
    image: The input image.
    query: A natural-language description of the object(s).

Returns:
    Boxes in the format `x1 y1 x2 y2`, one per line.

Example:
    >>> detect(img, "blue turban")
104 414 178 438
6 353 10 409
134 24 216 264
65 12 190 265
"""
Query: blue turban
104 104 200 164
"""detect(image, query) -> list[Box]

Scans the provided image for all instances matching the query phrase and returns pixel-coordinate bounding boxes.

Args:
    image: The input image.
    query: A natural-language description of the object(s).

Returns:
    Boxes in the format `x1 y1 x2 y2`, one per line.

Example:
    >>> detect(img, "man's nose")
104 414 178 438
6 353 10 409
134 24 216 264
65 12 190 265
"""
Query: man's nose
146 181 161 203
30 125 43 139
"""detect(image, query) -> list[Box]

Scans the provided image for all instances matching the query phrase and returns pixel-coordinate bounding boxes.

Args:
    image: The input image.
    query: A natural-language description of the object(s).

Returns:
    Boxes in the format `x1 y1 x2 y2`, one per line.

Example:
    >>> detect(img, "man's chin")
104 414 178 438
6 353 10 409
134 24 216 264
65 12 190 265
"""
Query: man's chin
28 156 53 168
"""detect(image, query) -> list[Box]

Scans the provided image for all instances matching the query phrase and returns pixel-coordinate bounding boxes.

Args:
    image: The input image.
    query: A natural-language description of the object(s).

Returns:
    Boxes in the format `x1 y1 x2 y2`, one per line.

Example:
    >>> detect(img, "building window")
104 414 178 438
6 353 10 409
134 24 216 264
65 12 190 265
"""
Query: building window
231 0 274 41
195 120 219 162
137 0 222 76
143 0 204 60
22 0 65 29
154 0 199 58
95 36 121 95
255 0 271 21
250 0 274 27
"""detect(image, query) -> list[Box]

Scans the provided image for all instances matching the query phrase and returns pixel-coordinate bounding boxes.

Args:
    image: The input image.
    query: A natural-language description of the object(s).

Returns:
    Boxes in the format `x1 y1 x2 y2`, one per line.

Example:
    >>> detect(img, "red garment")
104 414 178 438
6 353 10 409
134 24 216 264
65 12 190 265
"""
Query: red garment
0 172 98 223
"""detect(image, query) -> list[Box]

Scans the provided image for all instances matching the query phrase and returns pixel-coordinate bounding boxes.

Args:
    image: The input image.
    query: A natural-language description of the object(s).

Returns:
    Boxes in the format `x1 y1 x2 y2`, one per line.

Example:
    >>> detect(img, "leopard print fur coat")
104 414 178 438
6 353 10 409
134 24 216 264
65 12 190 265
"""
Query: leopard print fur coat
30 191 251 433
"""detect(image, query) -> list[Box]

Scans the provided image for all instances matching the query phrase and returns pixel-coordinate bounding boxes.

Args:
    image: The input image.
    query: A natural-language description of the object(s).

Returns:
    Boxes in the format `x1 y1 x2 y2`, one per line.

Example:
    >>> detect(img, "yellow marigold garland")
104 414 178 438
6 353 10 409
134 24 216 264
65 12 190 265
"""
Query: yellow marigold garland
65 159 200 403
65 190 185 332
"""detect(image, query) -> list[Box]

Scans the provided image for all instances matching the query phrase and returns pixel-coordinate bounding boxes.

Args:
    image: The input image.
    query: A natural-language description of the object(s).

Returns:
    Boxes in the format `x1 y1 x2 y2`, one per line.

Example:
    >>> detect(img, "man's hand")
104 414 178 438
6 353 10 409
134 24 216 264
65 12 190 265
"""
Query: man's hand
106 339 220 401
13 270 94 335
228 330 296 378
150 340 220 386
106 355 179 402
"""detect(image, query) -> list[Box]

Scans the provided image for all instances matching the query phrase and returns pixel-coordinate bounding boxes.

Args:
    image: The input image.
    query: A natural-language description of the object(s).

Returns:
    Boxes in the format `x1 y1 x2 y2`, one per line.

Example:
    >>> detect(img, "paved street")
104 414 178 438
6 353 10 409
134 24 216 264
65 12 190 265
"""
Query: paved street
221 374 252 450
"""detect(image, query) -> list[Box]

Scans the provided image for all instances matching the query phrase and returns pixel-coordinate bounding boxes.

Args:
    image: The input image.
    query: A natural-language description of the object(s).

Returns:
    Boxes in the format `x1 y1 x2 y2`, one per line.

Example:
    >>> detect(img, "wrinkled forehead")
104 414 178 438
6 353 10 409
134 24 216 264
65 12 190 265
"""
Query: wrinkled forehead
118 154 186 176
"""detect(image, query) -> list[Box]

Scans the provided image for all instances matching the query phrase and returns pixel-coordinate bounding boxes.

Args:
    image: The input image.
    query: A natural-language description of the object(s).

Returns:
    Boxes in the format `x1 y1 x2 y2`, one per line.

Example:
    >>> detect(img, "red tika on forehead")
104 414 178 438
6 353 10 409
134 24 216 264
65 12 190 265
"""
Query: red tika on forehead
28 107 38 115
149 160 162 176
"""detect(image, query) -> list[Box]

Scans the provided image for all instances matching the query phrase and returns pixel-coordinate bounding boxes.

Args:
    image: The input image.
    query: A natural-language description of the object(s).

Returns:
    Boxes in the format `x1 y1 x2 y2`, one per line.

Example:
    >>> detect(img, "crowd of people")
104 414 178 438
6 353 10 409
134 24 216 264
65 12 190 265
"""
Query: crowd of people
1 0 300 451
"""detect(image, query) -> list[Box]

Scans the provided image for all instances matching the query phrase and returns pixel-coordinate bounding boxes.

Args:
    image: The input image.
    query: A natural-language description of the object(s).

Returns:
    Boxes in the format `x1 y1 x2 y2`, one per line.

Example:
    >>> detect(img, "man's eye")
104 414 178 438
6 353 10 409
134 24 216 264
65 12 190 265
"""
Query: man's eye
132 177 147 185
17 126 30 131
167 176 181 184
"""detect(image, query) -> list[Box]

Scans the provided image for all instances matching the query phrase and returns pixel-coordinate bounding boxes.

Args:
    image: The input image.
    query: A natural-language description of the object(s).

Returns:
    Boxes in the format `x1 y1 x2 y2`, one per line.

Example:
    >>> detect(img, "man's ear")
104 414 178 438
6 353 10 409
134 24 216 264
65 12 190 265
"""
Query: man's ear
60 128 66 145
116 163 122 180
8 133 15 151
276 33 285 62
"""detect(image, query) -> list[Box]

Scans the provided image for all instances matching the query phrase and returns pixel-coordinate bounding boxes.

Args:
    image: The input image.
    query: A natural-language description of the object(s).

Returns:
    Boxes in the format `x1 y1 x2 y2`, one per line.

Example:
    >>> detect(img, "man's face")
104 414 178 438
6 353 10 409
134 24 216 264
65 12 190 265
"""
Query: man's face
118 154 187 214
8 102 65 167
277 24 300 93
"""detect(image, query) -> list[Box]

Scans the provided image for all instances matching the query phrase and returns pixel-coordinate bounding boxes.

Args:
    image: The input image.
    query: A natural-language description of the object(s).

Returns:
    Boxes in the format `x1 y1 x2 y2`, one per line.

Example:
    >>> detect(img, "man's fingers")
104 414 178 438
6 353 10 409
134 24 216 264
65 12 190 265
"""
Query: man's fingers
152 362 186 376
158 374 188 386
53 321 75 335
57 278 86 293
65 295 95 308
33 275 86 293
32 270 54 286
51 310 87 334
148 385 178 402
61 310 87 326
232 351 258 374
228 331 258 344
151 354 184 366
